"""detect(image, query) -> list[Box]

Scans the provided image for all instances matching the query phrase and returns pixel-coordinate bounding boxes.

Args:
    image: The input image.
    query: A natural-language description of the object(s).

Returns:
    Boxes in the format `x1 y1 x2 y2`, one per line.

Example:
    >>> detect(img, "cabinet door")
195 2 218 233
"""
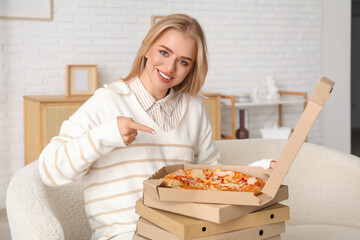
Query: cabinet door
202 95 221 140
41 102 84 149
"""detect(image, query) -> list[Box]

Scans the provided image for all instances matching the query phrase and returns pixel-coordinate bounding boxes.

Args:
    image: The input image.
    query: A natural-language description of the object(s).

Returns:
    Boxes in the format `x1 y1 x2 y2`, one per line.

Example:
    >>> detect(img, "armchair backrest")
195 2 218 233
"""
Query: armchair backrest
6 161 91 240
216 139 360 228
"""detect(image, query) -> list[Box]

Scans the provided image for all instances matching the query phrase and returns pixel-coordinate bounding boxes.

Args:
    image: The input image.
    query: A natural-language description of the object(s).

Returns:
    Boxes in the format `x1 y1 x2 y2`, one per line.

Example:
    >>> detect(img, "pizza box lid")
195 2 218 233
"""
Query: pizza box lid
135 198 289 240
262 77 334 198
136 217 285 240
143 77 334 206
143 185 288 224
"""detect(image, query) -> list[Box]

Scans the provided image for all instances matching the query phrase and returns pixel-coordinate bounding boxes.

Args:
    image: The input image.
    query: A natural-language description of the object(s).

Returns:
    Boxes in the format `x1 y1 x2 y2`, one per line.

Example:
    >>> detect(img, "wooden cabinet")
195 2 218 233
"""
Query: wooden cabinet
23 96 89 165
202 93 221 140
201 92 236 140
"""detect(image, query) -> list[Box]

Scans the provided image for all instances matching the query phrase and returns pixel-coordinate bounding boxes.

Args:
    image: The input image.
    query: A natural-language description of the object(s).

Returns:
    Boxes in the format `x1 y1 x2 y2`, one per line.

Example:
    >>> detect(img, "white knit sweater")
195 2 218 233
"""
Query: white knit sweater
38 80 220 239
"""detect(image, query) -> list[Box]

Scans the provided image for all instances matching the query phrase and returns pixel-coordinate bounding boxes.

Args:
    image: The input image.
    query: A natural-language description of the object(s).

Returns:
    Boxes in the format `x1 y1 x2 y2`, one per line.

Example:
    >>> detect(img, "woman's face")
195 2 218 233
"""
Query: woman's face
140 28 197 100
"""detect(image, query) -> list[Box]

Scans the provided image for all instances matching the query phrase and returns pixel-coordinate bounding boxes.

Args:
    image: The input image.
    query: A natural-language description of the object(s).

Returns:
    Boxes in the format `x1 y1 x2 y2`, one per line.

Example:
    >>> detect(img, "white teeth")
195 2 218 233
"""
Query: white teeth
159 70 171 80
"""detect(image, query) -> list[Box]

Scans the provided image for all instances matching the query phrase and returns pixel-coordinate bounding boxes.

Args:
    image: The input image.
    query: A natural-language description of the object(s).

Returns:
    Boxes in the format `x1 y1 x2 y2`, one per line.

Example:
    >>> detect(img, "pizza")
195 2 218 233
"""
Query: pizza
160 168 265 195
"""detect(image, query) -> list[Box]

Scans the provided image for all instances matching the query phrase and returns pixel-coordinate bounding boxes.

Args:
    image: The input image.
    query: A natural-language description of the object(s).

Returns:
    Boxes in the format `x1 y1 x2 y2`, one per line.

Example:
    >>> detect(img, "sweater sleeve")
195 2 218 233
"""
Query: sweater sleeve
194 100 220 165
38 89 126 187
248 158 274 169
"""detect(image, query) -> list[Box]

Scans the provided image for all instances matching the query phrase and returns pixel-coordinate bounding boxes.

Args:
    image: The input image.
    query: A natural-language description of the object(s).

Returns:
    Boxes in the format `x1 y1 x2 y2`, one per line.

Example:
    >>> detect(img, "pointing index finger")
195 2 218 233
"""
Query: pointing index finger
130 121 156 134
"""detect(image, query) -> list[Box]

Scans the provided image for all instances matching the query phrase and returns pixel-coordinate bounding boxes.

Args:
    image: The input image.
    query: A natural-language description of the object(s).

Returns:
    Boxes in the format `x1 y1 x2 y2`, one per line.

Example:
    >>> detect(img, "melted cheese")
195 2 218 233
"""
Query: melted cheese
174 169 186 176
219 183 240 188
247 177 257 185
219 182 246 189
166 179 183 187
190 169 206 180
214 170 235 177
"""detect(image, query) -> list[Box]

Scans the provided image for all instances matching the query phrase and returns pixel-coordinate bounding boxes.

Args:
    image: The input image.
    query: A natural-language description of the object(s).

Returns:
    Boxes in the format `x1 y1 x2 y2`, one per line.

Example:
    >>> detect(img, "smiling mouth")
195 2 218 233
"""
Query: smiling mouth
157 69 173 81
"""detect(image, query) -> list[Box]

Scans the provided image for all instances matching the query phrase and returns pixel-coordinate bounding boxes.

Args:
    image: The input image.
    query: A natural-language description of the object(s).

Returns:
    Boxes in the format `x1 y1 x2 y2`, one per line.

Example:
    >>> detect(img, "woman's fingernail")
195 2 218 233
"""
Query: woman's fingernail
151 131 157 135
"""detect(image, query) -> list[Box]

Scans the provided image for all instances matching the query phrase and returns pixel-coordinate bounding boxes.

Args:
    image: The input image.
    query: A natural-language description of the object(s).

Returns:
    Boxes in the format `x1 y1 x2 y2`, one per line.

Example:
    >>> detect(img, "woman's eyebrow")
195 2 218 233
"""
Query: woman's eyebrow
159 45 193 62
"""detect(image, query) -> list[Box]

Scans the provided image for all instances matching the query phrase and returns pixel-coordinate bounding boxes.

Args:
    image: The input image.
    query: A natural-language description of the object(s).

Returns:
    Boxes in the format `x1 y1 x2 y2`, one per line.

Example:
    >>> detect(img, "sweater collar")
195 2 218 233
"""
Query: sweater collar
104 78 190 117
128 77 177 115
103 79 131 94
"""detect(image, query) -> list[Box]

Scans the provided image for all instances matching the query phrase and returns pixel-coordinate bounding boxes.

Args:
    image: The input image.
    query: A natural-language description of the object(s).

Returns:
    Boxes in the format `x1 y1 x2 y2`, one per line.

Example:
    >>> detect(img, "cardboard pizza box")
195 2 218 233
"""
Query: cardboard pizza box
143 77 334 206
265 235 281 240
133 233 281 240
135 199 290 240
133 233 148 240
143 185 288 224
136 218 285 240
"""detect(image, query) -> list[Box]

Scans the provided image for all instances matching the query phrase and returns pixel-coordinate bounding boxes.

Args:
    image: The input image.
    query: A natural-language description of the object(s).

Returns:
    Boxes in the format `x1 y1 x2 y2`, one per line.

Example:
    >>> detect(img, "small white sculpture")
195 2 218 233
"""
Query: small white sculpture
253 84 261 102
264 75 280 101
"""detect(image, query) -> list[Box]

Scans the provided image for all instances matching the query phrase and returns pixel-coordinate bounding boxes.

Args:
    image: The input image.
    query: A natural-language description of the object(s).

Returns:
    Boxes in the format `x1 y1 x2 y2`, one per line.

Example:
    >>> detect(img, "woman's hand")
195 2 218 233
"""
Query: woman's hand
269 160 276 169
117 116 156 145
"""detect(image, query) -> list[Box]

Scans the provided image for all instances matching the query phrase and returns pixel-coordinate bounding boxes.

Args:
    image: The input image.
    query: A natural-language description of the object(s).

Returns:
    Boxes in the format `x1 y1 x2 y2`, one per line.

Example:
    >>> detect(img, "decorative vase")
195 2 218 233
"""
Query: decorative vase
236 110 249 139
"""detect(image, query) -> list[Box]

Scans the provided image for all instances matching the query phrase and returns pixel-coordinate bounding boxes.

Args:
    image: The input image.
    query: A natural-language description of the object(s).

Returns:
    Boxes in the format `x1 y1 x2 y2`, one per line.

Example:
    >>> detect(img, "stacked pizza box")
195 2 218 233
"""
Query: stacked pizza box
134 168 289 240
133 78 334 240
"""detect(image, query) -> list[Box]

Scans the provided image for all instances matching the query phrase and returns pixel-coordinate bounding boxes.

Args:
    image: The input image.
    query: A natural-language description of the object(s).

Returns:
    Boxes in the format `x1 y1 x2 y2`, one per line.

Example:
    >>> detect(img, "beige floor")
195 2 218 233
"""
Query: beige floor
0 209 11 240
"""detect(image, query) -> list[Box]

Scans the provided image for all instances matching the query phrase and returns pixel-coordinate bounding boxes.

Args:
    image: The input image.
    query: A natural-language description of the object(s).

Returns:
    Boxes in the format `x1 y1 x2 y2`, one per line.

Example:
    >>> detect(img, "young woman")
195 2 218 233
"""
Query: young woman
39 14 220 240
38 14 274 239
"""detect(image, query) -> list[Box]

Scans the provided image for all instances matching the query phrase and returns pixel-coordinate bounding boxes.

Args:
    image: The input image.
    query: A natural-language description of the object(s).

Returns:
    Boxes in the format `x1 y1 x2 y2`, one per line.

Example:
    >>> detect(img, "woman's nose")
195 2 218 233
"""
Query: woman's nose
165 59 176 73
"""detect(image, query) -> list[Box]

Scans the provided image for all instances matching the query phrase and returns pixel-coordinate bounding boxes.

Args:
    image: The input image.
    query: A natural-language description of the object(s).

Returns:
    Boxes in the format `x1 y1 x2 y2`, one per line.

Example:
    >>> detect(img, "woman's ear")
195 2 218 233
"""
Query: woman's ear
144 50 149 59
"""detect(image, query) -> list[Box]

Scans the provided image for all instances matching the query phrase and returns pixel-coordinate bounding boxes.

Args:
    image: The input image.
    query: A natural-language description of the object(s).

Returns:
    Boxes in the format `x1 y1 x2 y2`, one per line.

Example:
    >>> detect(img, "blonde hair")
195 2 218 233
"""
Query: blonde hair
122 13 208 96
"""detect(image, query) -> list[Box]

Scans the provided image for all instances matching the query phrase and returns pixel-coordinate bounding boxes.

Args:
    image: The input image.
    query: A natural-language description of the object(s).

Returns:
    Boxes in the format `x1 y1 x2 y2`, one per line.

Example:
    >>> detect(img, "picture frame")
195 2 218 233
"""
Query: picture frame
151 15 164 26
66 65 98 96
0 0 53 21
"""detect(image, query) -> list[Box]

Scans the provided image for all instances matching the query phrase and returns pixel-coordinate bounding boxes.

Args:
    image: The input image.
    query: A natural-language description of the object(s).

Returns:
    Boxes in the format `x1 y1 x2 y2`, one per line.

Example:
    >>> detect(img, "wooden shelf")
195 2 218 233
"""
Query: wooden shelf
223 91 308 139
233 98 305 108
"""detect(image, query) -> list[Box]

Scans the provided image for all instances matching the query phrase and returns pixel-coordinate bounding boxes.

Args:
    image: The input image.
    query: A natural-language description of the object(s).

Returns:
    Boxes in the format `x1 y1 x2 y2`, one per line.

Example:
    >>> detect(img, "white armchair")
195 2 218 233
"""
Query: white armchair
6 139 360 239
6 161 92 240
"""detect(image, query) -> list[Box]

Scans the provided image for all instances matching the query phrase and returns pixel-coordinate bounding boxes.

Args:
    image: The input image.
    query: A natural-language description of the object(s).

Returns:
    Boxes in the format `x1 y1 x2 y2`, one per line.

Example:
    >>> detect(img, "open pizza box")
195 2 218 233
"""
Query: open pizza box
135 199 289 240
135 217 285 240
143 77 334 206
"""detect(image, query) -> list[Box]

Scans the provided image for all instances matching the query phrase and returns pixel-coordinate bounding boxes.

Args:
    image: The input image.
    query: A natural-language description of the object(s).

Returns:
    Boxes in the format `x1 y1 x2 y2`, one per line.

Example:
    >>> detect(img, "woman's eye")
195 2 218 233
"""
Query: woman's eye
160 50 168 56
179 60 188 66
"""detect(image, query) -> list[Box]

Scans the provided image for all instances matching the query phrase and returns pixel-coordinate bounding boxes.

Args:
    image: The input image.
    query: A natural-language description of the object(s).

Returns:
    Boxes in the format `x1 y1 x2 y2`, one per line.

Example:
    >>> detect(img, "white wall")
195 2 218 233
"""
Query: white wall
0 0 334 208
322 0 351 153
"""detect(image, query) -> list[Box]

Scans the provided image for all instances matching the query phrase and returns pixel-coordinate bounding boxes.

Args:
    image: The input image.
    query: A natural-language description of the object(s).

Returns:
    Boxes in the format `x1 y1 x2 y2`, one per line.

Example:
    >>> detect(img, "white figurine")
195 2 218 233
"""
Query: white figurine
264 75 280 101
252 84 261 102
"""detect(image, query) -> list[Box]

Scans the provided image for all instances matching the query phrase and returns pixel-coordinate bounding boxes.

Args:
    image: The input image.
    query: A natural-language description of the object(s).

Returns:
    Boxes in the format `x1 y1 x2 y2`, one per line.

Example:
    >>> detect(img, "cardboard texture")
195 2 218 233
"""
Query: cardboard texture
136 218 285 240
135 199 290 240
133 233 149 240
143 77 334 206
132 233 282 240
143 185 288 224
266 235 281 240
